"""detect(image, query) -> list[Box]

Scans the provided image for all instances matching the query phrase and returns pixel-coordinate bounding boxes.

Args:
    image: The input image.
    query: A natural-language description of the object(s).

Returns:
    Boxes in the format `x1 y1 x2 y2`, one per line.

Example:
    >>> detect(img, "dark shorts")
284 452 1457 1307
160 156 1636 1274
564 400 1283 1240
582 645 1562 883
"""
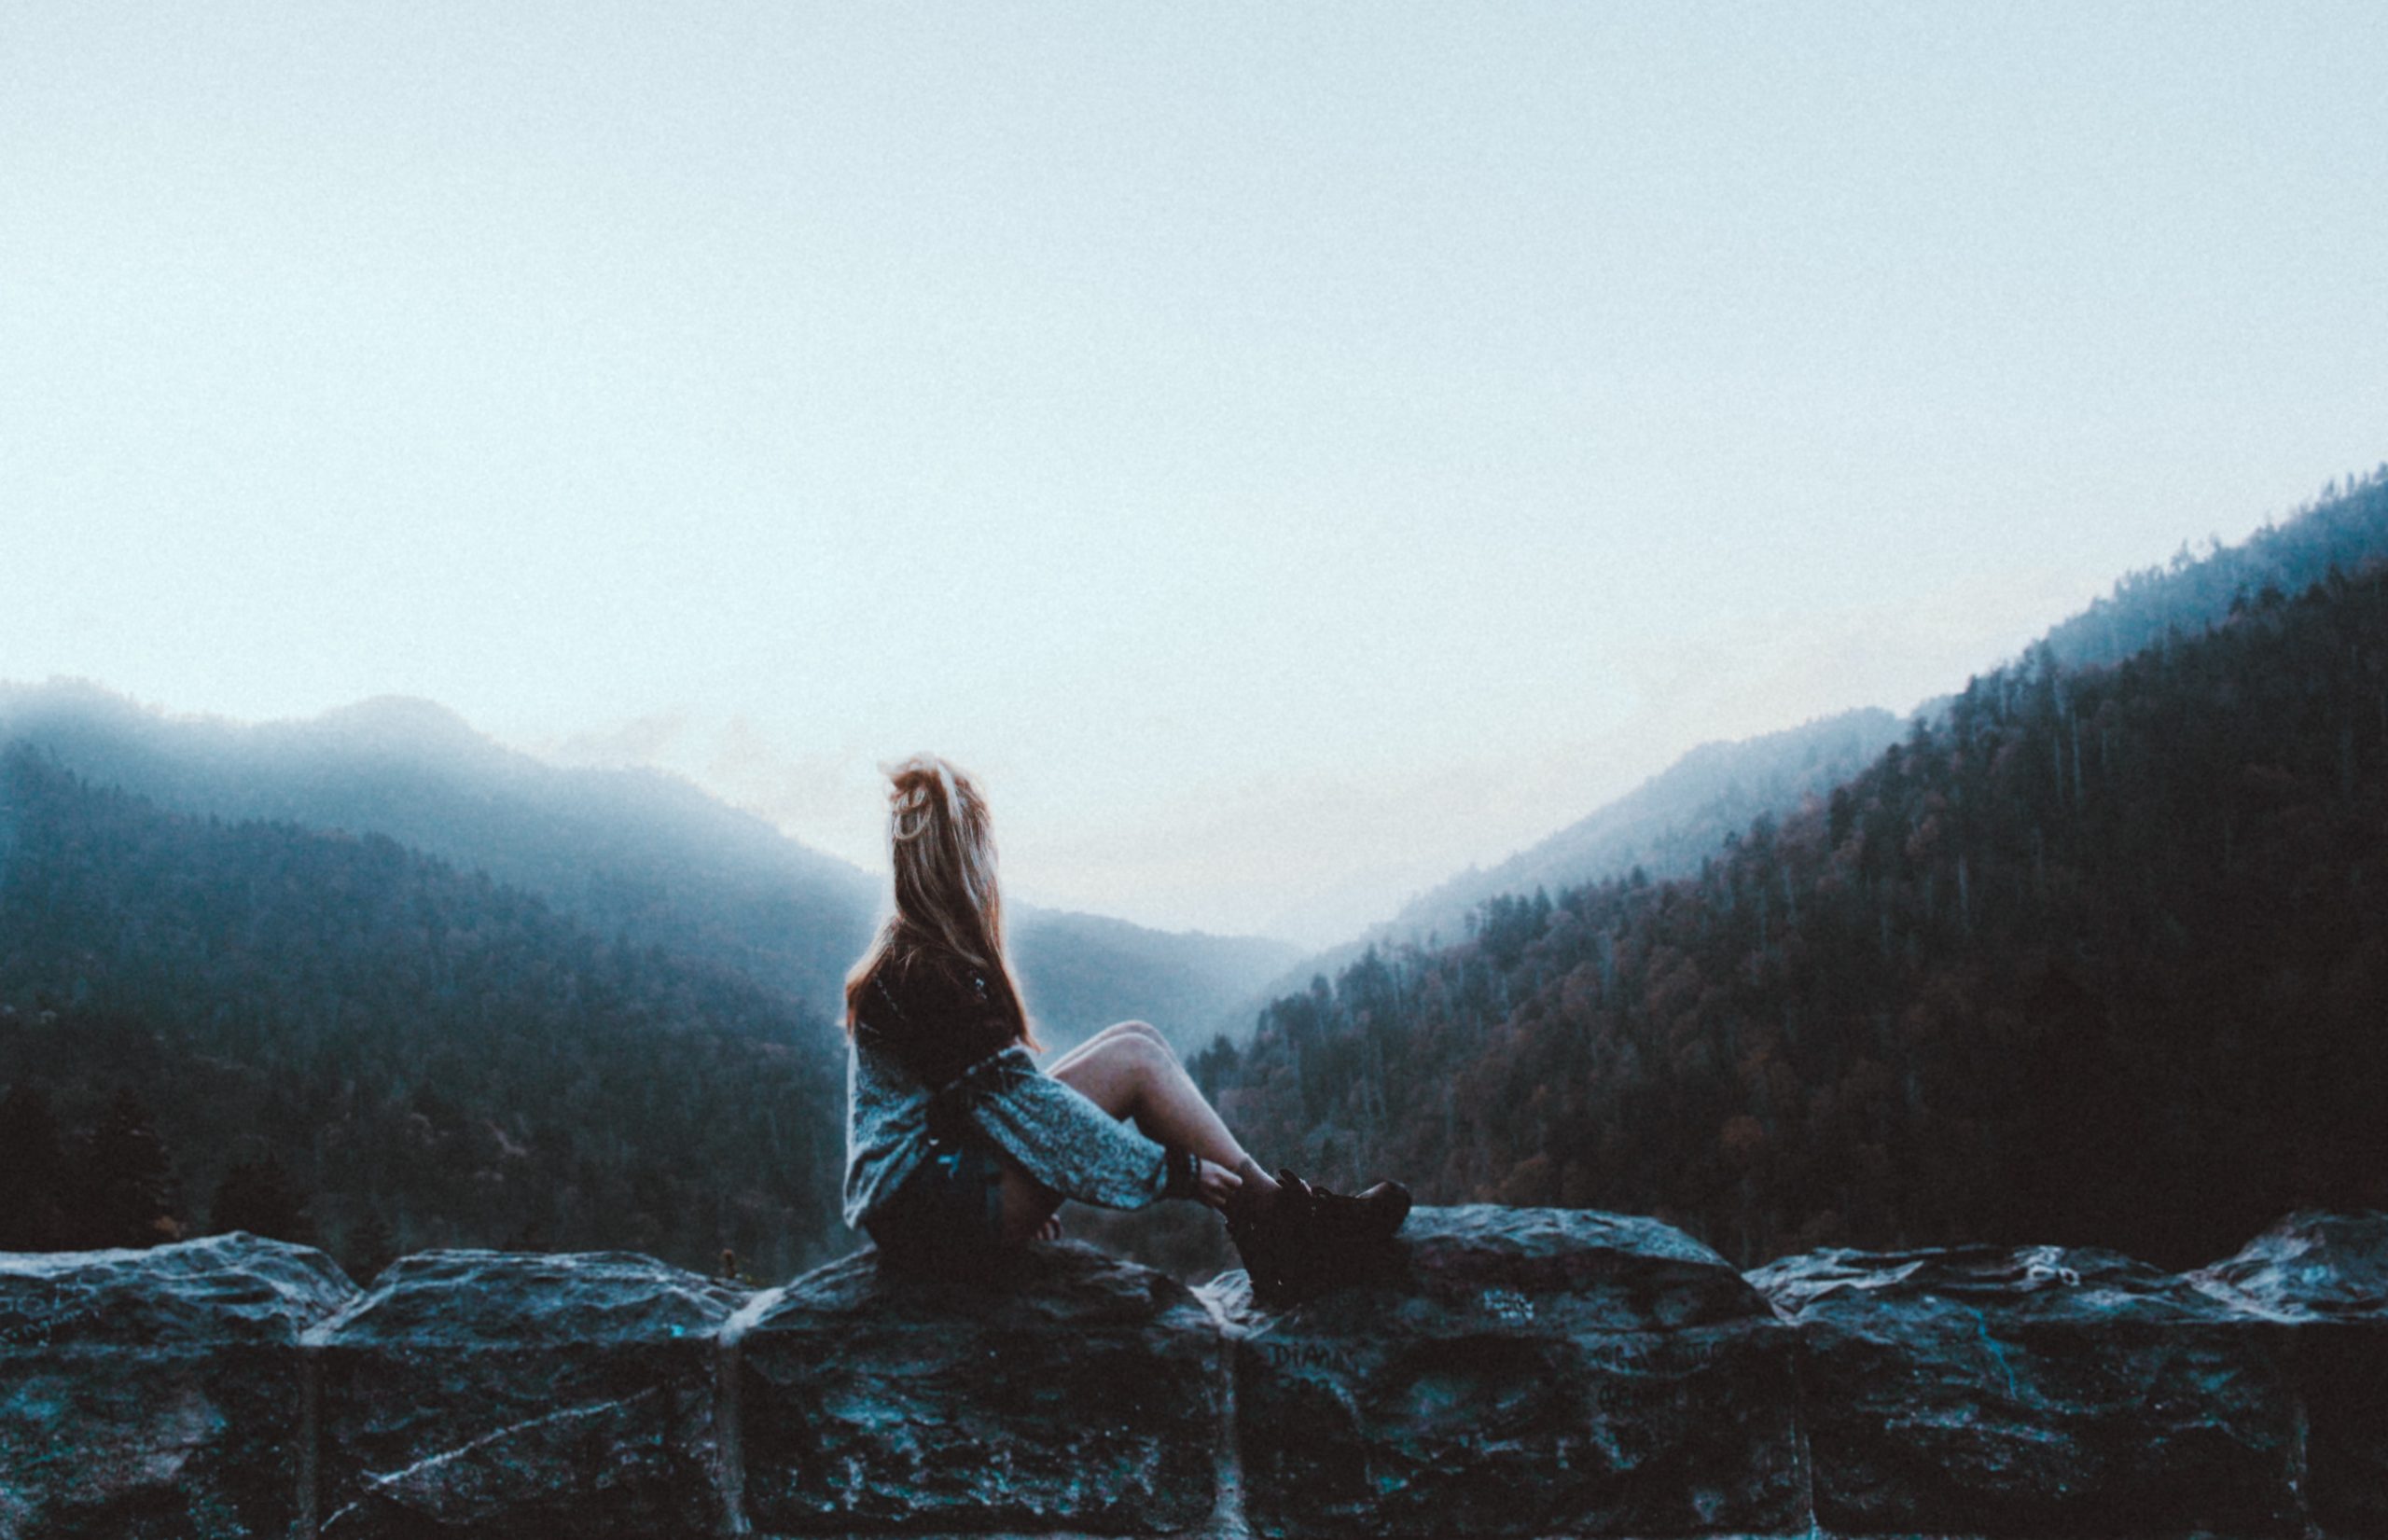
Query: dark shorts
865 1138 1008 1269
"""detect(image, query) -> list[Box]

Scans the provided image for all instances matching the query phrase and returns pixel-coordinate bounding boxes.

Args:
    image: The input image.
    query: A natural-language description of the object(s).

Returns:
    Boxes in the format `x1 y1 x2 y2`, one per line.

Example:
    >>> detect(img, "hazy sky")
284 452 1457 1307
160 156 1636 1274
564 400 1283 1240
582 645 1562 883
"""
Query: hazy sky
6 5 2384 944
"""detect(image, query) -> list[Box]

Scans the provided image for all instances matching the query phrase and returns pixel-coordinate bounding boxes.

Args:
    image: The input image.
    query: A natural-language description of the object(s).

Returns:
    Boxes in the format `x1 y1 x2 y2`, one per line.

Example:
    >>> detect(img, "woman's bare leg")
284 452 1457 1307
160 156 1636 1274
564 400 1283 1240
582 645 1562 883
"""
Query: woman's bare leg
1051 1024 1250 1168
996 1022 1268 1242
994 1024 1173 1244
1043 1019 1169 1078
994 1162 1066 1243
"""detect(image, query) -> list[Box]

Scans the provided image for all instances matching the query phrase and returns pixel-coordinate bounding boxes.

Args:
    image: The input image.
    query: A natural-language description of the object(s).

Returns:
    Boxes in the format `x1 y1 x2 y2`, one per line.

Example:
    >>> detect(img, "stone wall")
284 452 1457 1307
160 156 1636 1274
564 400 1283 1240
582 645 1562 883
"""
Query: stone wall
2 1207 2381 1539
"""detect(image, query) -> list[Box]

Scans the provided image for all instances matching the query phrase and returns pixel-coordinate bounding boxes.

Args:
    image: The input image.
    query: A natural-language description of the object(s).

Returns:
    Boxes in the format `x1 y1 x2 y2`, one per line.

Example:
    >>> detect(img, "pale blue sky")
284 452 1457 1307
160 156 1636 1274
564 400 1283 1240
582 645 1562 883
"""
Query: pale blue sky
5 4 2383 943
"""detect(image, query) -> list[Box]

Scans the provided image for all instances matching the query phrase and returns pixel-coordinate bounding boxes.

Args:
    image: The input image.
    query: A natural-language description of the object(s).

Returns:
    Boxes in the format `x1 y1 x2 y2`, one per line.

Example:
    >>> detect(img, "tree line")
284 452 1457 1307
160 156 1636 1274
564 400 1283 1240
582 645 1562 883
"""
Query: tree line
0 754 847 1281
8 470 2384 1281
1201 547 2388 1269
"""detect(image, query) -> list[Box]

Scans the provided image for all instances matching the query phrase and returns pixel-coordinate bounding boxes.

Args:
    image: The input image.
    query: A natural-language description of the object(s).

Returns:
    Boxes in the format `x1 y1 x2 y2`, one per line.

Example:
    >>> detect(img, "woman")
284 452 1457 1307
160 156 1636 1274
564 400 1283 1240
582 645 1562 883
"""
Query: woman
841 753 1409 1300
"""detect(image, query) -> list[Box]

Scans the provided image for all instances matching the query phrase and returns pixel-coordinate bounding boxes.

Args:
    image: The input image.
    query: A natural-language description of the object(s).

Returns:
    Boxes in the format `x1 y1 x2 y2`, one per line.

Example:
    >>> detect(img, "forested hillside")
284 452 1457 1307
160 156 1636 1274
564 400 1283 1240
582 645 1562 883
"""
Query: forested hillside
1215 711 1905 1047
1215 472 2388 1045
2039 468 2388 672
11 474 2383 1284
1201 505 2388 1269
0 751 846 1280
0 687 1296 1050
0 688 879 1002
1383 711 1903 954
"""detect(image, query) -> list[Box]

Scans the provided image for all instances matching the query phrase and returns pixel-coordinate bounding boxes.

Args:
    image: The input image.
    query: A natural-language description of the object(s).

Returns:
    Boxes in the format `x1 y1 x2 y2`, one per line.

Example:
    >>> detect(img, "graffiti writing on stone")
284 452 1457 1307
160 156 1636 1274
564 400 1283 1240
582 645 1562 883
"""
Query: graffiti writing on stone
0 1285 101 1349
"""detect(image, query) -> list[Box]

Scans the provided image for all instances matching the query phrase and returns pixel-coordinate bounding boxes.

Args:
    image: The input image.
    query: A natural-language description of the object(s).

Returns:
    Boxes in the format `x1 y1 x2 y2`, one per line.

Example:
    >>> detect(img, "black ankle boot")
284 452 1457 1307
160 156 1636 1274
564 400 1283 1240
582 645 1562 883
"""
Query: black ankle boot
1279 1169 1412 1241
1226 1168 1412 1307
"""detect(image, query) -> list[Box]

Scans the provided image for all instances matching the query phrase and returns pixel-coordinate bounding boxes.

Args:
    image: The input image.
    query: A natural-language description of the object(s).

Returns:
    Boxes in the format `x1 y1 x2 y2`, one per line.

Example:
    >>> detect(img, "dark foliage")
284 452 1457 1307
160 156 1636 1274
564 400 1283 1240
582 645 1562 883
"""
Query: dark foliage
2039 466 2388 673
1209 479 2388 1269
79 1087 183 1249
346 1208 398 1284
0 756 845 1278
0 687 1298 1057
0 1083 69 1250
208 1149 315 1246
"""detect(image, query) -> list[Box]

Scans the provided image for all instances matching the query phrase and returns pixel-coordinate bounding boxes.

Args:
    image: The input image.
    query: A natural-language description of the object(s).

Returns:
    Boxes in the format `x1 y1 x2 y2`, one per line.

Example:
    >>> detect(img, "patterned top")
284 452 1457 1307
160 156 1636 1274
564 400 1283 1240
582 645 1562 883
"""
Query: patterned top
840 952 1176 1229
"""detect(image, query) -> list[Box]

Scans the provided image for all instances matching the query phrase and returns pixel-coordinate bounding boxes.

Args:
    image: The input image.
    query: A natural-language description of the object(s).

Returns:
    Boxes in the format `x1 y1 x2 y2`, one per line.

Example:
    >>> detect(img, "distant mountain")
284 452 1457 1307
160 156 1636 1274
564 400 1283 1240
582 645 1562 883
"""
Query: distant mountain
1213 466 2388 1043
0 694 1298 1280
0 748 846 1279
1395 709 1906 949
0 684 877 1005
1200 469 2388 1269
1213 708 1903 1041
2036 466 2388 673
1010 909 1299 1049
0 684 1298 1050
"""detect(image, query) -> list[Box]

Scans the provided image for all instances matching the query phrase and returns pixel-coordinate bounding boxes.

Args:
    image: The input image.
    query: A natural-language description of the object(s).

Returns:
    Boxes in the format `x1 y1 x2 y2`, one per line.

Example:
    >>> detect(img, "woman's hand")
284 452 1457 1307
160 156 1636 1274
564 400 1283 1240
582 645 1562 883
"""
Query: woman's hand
1034 1214 1064 1242
1196 1158 1243 1211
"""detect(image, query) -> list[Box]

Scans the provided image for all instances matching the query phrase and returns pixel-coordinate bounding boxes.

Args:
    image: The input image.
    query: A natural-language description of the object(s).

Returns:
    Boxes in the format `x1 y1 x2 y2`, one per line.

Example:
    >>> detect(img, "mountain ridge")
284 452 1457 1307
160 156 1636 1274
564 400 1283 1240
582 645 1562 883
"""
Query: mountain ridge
1198 470 2388 1269
1207 466 2388 1044
0 681 1297 1050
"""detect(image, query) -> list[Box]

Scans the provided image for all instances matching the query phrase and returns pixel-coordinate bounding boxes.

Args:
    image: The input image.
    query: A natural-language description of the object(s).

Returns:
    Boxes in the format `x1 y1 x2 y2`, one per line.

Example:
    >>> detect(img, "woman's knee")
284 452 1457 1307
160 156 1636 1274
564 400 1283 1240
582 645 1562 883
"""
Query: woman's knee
1083 1027 1172 1075
1072 1020 1172 1063
1113 1028 1181 1082
1101 1031 1184 1101
1052 1028 1171 1108
1074 1019 1163 1049
1111 1019 1173 1054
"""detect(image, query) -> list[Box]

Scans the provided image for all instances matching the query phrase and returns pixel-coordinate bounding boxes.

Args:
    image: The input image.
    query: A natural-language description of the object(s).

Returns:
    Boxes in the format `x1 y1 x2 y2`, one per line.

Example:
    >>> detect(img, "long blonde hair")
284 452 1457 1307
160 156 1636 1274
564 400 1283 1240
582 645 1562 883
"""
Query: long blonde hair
841 753 1035 1047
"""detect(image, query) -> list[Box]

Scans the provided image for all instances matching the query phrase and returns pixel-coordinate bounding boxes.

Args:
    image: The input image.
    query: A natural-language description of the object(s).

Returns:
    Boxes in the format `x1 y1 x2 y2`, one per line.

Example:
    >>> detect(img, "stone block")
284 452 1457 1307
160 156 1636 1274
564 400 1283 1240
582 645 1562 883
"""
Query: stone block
1221 1205 1805 1539
732 1241 1224 1535
2191 1210 2388 1538
1754 1242 2303 1538
310 1249 744 1540
0 1233 358 1540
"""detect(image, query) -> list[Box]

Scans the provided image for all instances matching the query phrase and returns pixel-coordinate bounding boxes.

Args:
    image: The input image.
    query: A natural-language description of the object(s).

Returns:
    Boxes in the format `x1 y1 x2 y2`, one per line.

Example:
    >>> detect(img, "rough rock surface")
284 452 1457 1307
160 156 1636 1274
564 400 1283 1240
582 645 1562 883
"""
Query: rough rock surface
1751 1242 2302 1538
2189 1208 2388 1316
0 1233 358 1540
2191 1211 2388 1538
1211 1205 1805 1539
6 1209 2388 1539
731 1240 1224 1535
311 1249 745 1540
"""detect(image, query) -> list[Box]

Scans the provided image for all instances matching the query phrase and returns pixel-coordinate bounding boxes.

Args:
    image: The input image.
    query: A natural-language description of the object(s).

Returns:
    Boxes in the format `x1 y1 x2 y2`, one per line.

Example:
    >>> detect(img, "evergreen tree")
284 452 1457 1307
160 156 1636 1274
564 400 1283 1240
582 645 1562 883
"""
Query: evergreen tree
344 1210 397 1285
208 1150 315 1245
0 1084 67 1250
76 1089 181 1249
